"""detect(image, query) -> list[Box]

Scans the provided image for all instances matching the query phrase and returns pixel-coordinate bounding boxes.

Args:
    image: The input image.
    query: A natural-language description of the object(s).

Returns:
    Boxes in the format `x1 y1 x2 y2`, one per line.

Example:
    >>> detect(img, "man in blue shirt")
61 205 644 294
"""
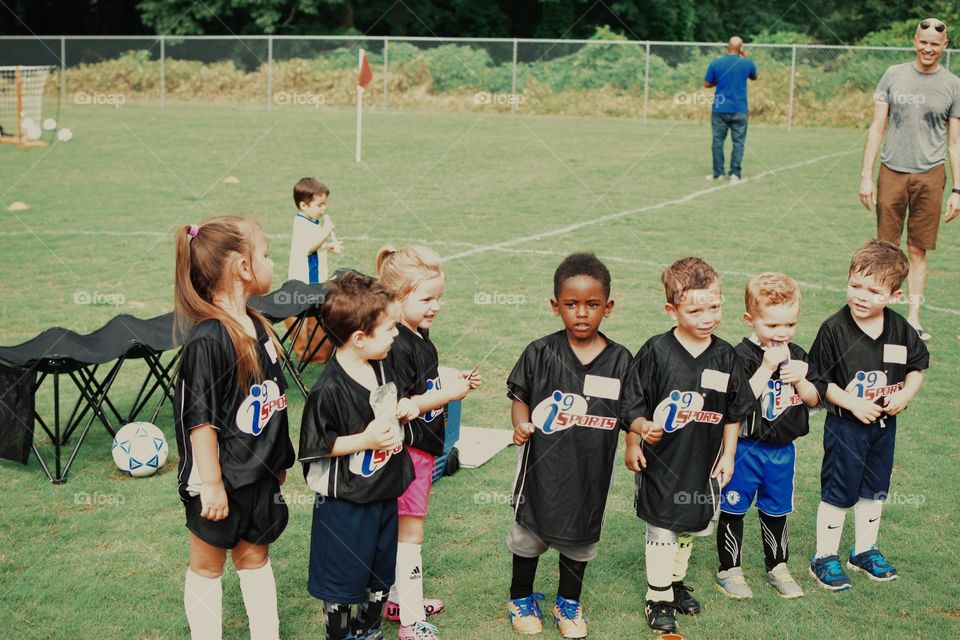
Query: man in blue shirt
704 37 758 183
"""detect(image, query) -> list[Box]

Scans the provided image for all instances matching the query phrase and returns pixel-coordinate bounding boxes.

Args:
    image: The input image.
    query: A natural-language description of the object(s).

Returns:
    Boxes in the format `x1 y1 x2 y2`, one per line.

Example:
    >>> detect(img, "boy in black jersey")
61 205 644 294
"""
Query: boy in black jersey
809 240 928 590
715 273 821 600
299 272 419 640
506 253 632 639
622 257 753 634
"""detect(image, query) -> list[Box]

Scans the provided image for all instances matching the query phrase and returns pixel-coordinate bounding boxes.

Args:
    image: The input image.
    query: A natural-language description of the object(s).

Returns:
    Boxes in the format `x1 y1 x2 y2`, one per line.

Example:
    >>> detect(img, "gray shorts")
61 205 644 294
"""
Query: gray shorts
506 521 598 563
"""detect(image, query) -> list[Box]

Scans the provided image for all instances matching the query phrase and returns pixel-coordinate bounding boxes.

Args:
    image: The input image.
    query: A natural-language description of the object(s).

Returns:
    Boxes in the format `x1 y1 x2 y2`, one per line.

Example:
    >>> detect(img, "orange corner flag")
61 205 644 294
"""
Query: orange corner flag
358 52 373 90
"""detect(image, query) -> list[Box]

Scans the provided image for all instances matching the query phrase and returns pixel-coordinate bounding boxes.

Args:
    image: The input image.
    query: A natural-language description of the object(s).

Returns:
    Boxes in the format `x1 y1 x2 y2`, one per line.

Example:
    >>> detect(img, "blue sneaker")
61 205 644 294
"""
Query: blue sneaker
809 554 852 591
552 596 587 638
507 593 544 634
847 547 898 582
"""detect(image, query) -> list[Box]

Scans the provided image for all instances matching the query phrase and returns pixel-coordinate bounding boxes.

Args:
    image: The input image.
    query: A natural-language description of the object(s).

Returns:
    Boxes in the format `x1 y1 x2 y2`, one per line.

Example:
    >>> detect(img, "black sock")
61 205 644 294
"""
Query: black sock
717 512 745 571
323 602 353 640
510 554 539 599
353 588 389 636
759 511 789 571
558 555 588 601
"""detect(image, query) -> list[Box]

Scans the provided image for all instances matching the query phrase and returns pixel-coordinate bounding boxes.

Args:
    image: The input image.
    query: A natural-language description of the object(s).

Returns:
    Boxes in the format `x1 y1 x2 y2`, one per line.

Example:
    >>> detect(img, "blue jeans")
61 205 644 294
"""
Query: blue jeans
711 112 748 178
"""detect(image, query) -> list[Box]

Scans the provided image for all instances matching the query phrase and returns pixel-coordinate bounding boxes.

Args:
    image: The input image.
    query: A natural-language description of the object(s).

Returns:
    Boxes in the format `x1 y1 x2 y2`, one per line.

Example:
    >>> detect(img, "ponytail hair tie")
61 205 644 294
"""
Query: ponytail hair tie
187 224 199 238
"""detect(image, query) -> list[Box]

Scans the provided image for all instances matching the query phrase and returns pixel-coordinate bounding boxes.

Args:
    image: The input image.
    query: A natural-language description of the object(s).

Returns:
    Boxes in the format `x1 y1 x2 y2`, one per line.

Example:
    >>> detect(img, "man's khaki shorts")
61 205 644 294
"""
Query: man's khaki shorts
876 163 946 251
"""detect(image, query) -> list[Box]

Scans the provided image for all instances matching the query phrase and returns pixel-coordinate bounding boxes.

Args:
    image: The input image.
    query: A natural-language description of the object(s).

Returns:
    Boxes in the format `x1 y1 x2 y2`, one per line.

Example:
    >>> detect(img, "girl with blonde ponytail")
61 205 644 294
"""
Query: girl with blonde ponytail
173 215 294 640
376 244 481 640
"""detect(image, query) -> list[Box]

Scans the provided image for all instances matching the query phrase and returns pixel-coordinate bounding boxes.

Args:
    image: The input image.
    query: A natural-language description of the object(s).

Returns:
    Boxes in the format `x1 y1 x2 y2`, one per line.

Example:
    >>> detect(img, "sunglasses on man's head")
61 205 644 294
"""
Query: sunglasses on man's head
920 19 946 33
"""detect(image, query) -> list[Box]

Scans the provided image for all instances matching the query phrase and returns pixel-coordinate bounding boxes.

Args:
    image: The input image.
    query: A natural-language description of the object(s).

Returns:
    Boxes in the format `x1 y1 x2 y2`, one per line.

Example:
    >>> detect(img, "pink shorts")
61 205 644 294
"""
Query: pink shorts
397 447 435 518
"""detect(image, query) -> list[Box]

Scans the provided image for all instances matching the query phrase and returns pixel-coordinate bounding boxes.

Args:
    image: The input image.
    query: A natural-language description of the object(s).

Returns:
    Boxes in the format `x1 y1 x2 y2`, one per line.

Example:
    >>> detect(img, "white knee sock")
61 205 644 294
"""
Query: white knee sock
184 568 222 640
815 502 847 558
395 542 424 626
238 559 280 640
853 498 883 555
672 535 693 583
645 525 677 602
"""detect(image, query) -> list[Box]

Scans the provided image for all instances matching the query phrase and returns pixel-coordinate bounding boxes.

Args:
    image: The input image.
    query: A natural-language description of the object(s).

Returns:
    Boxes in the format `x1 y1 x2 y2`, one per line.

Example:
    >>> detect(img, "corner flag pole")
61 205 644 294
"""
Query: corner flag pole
355 49 363 163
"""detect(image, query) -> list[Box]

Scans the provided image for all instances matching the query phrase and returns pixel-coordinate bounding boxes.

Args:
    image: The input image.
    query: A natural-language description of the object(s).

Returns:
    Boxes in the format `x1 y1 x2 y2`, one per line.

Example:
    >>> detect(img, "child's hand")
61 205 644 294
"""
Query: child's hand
328 241 344 254
640 423 664 446
440 367 471 400
461 369 482 390
278 469 287 486
711 454 736 488
513 422 536 446
882 390 911 416
850 398 884 424
779 359 809 384
396 398 420 422
762 343 790 371
200 481 229 521
624 437 647 472
364 418 400 451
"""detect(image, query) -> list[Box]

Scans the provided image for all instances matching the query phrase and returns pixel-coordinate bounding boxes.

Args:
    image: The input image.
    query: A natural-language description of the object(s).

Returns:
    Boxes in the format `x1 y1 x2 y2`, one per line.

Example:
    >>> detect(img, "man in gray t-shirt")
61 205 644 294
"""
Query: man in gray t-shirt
859 18 960 340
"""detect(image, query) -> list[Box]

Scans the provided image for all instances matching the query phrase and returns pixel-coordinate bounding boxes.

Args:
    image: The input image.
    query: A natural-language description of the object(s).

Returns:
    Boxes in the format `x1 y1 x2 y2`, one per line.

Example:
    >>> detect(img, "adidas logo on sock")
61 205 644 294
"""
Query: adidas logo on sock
410 566 422 580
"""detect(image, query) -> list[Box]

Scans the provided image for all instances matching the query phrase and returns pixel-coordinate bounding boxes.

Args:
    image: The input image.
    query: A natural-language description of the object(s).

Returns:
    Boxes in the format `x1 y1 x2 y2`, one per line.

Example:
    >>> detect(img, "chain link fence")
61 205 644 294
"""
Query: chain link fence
0 35 954 128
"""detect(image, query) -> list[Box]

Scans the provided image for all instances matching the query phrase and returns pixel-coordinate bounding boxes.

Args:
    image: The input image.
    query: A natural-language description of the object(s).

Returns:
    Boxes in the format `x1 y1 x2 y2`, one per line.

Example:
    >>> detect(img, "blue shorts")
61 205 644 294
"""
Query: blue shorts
720 439 796 517
821 412 896 509
307 496 398 603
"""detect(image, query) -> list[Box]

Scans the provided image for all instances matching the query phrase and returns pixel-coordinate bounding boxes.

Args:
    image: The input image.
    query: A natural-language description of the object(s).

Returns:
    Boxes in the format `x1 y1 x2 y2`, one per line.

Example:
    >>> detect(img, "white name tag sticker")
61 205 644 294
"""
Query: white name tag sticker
883 344 907 365
701 369 729 393
583 374 621 400
264 339 279 364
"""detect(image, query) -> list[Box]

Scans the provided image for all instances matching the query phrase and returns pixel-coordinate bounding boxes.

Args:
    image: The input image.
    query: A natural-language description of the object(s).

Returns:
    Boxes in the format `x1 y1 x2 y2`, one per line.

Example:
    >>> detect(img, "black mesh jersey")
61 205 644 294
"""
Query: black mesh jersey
507 330 632 545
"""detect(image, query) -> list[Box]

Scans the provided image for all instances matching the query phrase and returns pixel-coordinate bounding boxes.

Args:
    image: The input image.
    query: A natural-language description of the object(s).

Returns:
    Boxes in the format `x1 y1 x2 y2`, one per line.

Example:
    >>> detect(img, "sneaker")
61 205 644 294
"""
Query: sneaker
672 582 701 614
729 174 744 185
809 554 852 590
552 596 587 639
398 621 439 640
507 593 544 635
766 563 804 599
384 598 445 622
361 632 385 640
705 174 724 181
644 600 681 633
715 567 753 599
847 547 898 582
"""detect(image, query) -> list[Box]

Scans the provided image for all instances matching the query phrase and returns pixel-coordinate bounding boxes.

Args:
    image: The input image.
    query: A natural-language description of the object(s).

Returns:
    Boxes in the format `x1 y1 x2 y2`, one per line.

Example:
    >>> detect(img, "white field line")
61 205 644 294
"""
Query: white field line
441 150 853 262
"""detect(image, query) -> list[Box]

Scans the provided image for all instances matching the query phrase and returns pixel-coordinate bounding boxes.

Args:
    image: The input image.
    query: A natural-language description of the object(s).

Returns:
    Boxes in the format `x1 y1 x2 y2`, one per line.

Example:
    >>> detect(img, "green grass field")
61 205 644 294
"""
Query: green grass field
1 103 959 639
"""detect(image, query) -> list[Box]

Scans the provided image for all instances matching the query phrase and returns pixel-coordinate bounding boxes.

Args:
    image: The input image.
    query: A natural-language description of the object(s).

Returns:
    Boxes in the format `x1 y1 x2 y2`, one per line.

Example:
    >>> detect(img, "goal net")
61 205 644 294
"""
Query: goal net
0 65 55 148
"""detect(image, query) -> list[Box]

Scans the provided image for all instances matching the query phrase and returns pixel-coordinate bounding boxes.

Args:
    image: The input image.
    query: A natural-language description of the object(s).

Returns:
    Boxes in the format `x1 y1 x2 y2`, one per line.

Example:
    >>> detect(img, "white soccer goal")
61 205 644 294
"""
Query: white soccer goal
0 65 55 148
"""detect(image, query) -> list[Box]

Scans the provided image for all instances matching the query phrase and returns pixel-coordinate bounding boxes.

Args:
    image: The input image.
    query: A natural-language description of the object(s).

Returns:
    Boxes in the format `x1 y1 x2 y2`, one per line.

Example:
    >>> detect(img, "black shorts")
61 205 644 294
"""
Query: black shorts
821 412 896 509
307 496 398 603
184 476 289 549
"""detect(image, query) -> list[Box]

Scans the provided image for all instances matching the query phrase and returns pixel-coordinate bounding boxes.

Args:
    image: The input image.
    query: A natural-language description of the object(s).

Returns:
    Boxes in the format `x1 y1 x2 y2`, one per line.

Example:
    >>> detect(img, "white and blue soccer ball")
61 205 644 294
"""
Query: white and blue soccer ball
112 421 168 477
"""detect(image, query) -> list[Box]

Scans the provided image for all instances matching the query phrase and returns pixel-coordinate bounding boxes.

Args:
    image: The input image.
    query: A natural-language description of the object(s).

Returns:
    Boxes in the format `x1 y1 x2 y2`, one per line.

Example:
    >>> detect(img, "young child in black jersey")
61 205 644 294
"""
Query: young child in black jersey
622 257 753 634
505 253 632 639
299 271 420 640
173 216 295 640
809 240 928 590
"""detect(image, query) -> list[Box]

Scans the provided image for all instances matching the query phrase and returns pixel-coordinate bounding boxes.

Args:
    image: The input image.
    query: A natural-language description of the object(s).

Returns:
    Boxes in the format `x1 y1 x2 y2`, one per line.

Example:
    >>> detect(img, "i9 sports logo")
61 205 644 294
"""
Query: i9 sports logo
845 370 902 401
423 375 443 422
530 390 617 434
236 380 286 435
349 442 404 477
653 390 723 433
761 379 802 421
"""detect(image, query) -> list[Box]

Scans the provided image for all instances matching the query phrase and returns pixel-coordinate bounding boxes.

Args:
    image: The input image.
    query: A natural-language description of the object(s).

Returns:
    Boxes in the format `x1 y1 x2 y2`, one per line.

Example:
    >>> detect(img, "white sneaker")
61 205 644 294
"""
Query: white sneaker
715 566 753 599
766 562 804 599
729 175 744 185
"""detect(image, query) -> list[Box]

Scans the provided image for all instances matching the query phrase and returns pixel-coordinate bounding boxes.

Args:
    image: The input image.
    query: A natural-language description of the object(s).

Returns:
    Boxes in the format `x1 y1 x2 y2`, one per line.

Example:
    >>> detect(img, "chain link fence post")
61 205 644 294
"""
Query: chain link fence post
383 37 389 111
266 36 273 111
787 44 797 131
511 39 518 116
60 37 65 107
643 41 650 124
159 36 165 108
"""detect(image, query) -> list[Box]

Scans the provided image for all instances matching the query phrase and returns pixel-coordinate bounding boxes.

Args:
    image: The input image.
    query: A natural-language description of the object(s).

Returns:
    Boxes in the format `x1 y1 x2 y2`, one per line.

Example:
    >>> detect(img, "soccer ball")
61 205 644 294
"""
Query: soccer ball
42 118 56 131
24 124 41 141
112 422 169 477
57 128 73 142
